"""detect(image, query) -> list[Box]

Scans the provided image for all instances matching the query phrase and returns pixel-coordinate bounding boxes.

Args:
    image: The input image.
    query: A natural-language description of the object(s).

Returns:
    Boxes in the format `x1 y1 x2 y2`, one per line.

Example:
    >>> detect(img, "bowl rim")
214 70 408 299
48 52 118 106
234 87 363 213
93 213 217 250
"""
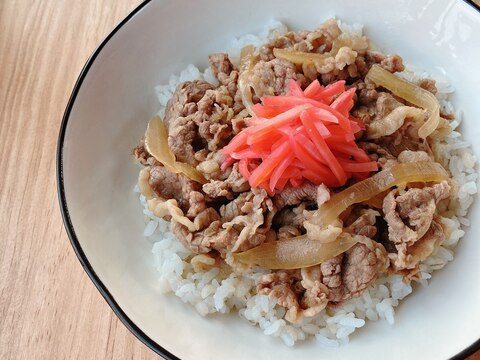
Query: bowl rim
56 0 480 359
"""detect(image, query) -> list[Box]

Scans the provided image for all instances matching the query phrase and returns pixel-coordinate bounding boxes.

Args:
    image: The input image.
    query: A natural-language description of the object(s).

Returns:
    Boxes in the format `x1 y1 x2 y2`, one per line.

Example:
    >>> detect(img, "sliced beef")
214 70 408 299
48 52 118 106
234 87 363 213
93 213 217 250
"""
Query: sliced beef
257 265 332 323
358 82 432 143
167 116 199 165
374 92 404 119
256 270 309 323
367 106 427 140
221 188 276 252
171 216 238 254
219 192 252 222
209 53 234 81
349 53 404 111
383 181 451 270
391 218 444 270
320 254 344 301
364 50 404 73
345 208 379 238
379 54 404 73
201 181 231 200
164 80 214 165
208 53 240 101
148 166 206 218
273 183 318 207
257 270 302 304
299 266 329 316
356 83 379 109
341 243 379 297
321 238 388 303
249 58 298 100
219 188 274 224
270 183 330 231
195 150 224 181
358 142 397 170
418 78 437 95
383 181 451 245
353 91 403 128
202 162 250 199
164 81 236 166
351 104 374 127
133 141 158 166
173 188 275 255
271 265 332 323
164 80 213 127
193 86 234 152
380 131 432 156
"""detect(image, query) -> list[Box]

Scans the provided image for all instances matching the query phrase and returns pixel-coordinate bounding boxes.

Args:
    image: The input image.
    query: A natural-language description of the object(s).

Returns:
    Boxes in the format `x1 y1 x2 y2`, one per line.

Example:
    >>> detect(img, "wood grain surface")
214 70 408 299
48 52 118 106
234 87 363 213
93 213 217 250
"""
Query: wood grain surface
0 1 479 359
0 0 159 359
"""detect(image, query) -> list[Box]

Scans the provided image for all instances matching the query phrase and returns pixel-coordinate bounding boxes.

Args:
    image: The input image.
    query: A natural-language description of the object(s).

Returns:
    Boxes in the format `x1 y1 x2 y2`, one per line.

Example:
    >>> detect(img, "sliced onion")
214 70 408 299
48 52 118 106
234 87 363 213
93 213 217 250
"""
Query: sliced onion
144 116 207 184
273 48 329 65
309 161 448 229
366 106 426 139
273 33 367 70
361 190 390 209
233 233 359 269
174 162 208 185
238 45 259 116
365 64 440 138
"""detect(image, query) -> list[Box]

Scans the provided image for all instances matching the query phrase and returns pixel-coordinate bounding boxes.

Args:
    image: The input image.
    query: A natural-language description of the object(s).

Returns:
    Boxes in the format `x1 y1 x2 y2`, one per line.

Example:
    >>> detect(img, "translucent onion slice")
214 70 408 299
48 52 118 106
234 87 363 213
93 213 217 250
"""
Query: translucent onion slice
144 116 207 184
361 190 390 209
309 161 448 229
365 64 440 138
273 48 329 65
238 45 259 116
174 162 208 185
233 233 359 269
273 33 367 69
145 116 177 172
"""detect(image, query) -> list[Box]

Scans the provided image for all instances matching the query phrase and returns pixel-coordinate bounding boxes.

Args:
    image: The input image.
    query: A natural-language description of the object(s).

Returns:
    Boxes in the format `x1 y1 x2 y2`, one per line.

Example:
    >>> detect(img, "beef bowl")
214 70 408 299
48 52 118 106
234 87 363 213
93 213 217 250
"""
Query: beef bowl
57 0 480 359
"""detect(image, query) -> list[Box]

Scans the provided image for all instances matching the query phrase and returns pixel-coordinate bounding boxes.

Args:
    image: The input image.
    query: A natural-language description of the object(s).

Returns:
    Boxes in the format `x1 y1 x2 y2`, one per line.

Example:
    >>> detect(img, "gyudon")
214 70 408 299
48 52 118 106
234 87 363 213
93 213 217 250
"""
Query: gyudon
133 19 476 346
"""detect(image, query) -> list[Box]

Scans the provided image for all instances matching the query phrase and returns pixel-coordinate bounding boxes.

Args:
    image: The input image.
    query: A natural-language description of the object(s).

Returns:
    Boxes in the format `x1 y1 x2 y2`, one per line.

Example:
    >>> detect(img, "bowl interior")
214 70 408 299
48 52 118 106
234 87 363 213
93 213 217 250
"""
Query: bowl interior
60 0 480 359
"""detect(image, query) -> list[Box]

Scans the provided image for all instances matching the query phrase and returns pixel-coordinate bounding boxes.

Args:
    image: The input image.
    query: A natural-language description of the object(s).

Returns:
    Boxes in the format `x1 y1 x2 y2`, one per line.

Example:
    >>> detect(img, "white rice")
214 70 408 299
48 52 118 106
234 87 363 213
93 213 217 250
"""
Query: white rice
136 21 478 346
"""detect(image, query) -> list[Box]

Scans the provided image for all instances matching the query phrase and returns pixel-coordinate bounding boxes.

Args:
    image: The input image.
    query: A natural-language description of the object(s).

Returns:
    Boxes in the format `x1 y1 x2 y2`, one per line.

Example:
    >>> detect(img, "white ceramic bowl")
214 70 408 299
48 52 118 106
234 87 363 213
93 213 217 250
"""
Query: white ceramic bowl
57 0 480 359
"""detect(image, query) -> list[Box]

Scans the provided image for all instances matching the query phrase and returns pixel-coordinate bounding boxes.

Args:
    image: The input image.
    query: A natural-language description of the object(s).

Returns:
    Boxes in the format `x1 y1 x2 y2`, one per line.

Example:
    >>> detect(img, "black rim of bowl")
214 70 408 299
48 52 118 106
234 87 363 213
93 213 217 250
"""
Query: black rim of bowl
56 1 480 359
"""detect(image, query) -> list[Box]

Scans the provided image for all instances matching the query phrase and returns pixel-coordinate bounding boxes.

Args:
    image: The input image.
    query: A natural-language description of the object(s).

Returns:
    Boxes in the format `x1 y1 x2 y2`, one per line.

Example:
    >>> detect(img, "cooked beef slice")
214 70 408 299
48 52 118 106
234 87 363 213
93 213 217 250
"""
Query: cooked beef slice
148 165 206 218
273 183 318 207
383 181 451 245
172 188 276 255
164 80 213 127
321 238 388 303
171 216 238 254
391 218 445 271
163 80 236 166
344 208 379 238
133 141 158 166
208 53 240 100
202 162 250 199
248 58 299 100
383 181 451 270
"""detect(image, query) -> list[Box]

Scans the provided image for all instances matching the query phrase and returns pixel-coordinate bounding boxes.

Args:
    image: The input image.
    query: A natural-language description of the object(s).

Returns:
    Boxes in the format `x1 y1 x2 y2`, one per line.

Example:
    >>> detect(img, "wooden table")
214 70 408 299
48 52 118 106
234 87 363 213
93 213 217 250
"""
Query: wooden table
0 1 478 359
